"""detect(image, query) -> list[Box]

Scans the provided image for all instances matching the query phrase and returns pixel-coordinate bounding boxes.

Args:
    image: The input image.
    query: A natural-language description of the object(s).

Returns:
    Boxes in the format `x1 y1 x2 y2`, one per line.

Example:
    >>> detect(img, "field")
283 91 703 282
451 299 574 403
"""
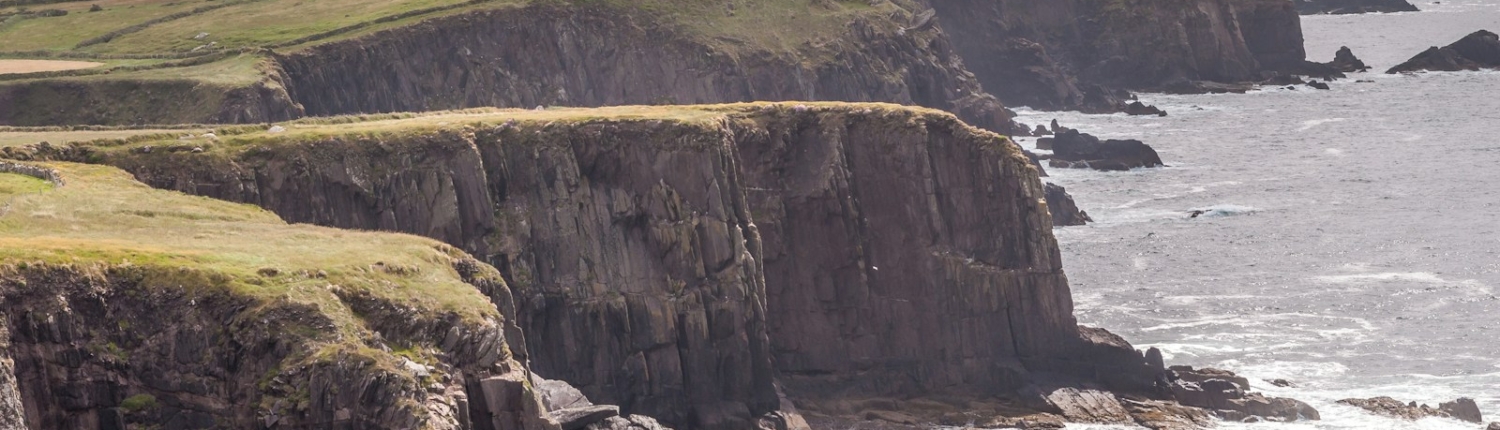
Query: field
0 160 503 339
0 59 103 74
0 0 908 86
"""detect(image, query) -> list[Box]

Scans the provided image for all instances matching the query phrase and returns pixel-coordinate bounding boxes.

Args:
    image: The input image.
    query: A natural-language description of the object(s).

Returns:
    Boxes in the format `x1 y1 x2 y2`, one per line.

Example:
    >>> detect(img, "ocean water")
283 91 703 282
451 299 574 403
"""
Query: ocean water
1012 2 1500 428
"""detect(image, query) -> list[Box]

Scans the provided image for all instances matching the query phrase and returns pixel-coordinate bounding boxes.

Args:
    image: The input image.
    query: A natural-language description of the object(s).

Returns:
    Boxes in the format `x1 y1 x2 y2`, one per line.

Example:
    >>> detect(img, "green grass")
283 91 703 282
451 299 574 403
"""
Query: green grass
0 162 504 351
118 394 158 412
0 0 918 99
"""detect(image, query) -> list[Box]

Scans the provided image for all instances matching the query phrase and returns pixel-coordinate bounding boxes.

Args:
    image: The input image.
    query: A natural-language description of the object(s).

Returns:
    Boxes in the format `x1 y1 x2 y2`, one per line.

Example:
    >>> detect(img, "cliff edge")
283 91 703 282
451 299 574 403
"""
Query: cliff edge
0 161 556 429
10 103 1180 429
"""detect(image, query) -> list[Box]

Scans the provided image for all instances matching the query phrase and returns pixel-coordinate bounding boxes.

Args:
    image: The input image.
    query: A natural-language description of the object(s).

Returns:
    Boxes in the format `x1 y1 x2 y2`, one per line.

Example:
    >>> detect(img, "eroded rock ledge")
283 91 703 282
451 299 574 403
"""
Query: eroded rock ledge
15 103 1307 429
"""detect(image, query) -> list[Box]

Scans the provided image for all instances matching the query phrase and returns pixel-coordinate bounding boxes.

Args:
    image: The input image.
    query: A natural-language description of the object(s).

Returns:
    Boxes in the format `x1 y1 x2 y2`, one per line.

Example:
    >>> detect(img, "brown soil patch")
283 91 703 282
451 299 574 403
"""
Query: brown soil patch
0 59 105 75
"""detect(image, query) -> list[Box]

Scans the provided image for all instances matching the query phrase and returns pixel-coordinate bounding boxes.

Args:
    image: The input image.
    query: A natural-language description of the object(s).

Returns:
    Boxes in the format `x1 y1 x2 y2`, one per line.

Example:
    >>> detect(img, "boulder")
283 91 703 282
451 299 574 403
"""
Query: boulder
1440 398 1483 423
1306 80 1331 90
1034 124 1052 136
1049 130 1163 171
1487 422 1500 430
1044 183 1092 227
1338 396 1484 423
555 406 621 430
1388 30 1500 73
532 376 592 410
587 415 672 430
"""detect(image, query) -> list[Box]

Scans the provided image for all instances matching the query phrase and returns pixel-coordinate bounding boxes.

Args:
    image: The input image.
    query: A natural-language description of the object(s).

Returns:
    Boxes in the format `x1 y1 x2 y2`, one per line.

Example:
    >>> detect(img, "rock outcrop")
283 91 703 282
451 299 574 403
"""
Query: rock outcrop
1294 0 1419 14
1048 130 1164 171
1044 183 1091 227
1168 367 1318 422
26 104 1179 429
0 75 303 126
1388 30 1500 73
1338 397 1484 423
1326 46 1371 73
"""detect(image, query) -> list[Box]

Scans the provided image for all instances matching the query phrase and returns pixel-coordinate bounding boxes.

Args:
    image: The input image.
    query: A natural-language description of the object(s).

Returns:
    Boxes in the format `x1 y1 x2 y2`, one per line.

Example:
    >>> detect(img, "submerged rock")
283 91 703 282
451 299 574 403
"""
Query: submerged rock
1388 30 1500 73
1049 130 1164 171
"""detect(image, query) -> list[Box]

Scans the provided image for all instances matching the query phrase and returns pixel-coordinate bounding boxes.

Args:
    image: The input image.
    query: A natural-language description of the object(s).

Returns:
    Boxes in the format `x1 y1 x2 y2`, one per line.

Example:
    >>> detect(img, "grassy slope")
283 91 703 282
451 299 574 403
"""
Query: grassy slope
0 161 506 366
0 0 910 85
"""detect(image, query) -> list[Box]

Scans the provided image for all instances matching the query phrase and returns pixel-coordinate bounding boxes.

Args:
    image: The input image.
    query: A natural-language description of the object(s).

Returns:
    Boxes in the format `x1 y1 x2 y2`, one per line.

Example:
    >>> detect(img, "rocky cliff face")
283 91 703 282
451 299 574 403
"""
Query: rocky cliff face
0 162 559 430
926 0 1314 110
0 75 302 126
275 4 1016 134
30 104 1164 429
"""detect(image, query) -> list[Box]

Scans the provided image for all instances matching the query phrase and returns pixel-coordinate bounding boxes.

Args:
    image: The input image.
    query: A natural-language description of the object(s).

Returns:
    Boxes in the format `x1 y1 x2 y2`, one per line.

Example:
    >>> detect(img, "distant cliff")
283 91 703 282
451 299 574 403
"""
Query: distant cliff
927 0 1317 110
23 104 1169 429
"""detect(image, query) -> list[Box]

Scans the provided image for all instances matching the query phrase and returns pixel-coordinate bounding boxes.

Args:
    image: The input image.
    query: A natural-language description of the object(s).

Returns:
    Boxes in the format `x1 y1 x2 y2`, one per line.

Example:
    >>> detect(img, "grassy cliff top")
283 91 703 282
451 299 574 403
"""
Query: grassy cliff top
0 0 917 84
0 102 1015 155
0 161 504 334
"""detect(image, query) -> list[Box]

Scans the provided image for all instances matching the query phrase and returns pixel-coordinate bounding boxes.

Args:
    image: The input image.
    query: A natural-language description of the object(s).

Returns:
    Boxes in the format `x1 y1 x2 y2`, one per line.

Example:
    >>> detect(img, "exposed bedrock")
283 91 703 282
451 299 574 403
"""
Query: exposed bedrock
39 105 1172 428
1338 396 1483 423
0 76 303 127
925 0 1323 110
275 4 1017 134
1388 30 1500 73
1294 0 1419 14
0 258 554 430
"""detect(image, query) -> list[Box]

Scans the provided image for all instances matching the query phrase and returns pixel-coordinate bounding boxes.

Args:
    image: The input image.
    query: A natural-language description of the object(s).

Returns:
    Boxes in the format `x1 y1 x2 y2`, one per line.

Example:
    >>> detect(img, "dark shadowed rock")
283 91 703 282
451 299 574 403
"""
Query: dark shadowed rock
1044 183 1092 227
1440 398 1483 423
1049 130 1164 171
1388 30 1500 73
1326 46 1370 72
1307 80 1330 90
1294 0 1418 14
1487 422 1500 430
1124 101 1167 117
1034 124 1053 136
1338 396 1484 422
1036 137 1055 150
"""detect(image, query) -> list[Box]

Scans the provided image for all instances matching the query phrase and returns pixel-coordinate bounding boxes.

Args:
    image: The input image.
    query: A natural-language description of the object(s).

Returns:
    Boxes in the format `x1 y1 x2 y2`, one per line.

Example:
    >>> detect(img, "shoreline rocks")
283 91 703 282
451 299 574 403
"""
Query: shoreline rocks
1337 397 1484 423
1168 367 1320 422
1388 30 1500 73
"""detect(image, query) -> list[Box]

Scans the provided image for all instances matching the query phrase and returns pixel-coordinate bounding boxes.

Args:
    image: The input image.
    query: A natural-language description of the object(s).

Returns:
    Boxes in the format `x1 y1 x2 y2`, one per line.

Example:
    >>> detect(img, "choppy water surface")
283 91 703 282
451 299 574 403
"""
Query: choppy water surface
1014 2 1500 428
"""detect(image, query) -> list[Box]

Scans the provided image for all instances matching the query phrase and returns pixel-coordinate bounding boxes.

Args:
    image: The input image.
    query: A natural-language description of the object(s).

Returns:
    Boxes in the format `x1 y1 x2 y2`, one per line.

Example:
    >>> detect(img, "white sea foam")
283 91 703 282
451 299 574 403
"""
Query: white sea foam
1298 118 1347 132
1324 148 1344 156
1188 204 1259 217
